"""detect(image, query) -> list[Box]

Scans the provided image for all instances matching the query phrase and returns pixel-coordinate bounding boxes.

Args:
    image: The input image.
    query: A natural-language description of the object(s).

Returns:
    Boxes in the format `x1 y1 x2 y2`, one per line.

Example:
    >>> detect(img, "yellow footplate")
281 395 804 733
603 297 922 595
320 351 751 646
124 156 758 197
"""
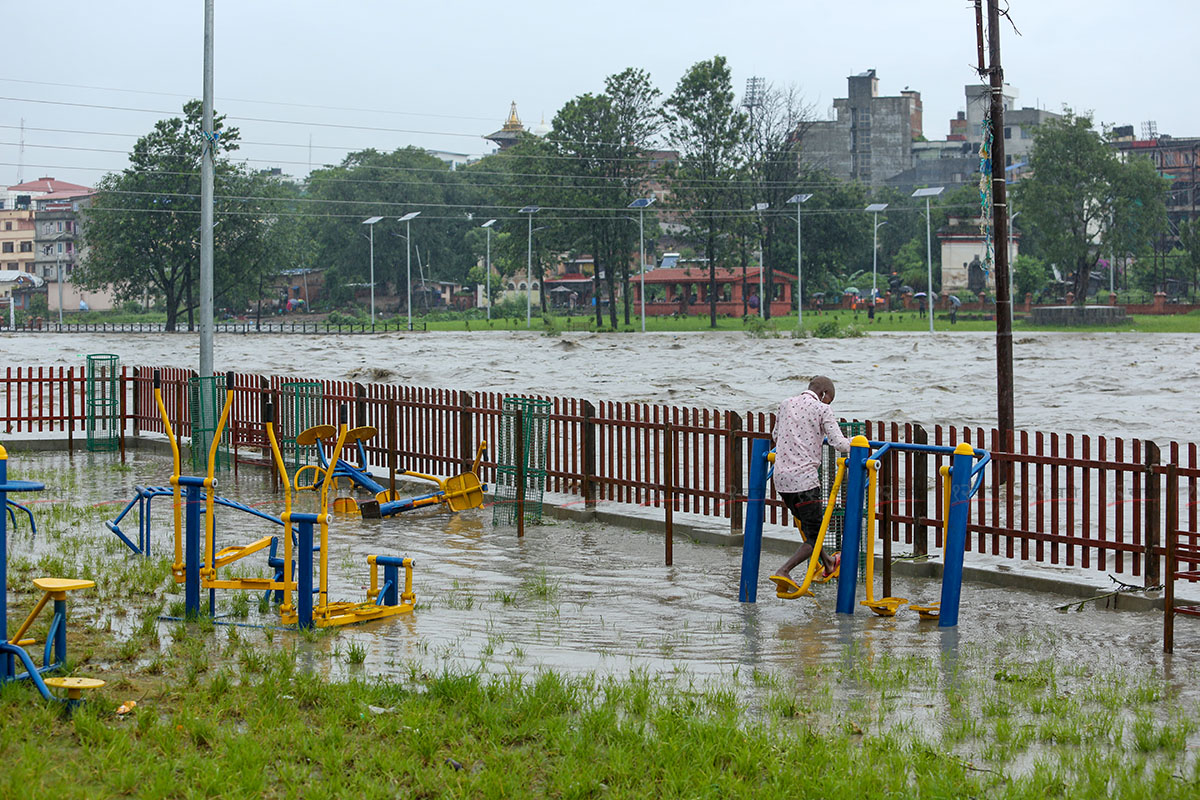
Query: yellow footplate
861 597 909 617
909 602 940 620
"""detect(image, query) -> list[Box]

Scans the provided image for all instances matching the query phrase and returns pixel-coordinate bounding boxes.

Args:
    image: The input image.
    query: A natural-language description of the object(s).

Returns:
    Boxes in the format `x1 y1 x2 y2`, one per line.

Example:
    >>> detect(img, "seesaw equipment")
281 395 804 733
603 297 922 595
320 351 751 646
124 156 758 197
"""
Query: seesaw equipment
740 435 990 628
0 444 103 706
291 419 485 520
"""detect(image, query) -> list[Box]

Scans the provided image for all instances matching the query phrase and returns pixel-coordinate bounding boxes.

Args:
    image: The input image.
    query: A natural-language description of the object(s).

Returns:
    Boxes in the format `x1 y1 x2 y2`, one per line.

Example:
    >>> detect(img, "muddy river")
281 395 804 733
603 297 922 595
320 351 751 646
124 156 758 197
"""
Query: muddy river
3 329 1198 445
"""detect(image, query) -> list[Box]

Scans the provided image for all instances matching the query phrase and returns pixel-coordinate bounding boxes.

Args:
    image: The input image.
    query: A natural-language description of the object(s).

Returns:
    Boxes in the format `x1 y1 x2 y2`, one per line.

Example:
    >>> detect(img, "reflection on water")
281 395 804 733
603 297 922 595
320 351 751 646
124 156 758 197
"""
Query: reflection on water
5 448 1200 745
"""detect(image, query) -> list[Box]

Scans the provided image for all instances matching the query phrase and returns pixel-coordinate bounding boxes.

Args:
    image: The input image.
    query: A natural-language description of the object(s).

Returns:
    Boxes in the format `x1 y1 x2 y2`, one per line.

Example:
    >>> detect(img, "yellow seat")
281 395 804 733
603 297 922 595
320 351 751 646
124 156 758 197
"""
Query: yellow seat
343 426 377 443
44 676 105 700
442 473 484 511
296 425 337 446
33 578 95 594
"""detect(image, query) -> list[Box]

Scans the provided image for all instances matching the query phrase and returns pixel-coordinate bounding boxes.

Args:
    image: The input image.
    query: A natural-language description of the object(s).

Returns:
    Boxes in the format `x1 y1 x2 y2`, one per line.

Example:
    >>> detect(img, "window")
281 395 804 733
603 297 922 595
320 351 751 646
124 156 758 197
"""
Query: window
56 221 63 233
1 242 12 253
20 241 33 252
1004 127 1012 139
66 242 73 254
66 221 73 232
4 222 10 231
57 242 64 254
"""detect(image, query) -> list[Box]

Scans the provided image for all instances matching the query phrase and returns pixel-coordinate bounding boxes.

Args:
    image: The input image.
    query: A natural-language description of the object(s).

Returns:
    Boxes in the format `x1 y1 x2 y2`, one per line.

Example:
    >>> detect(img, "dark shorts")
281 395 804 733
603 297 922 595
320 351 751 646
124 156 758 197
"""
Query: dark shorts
780 487 824 544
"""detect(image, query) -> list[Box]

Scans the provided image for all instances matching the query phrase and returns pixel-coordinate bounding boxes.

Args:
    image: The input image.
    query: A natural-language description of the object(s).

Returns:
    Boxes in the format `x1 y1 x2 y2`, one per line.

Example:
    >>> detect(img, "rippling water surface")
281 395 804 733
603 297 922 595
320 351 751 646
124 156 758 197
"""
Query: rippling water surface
5 329 1197 444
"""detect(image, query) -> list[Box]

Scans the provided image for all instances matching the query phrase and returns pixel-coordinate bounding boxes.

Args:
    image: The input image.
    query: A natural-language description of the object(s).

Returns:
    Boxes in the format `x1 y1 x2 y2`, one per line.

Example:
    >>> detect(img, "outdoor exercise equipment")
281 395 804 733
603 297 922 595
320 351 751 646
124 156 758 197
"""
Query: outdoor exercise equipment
290 417 486 521
740 434 990 628
265 403 415 628
0 444 98 703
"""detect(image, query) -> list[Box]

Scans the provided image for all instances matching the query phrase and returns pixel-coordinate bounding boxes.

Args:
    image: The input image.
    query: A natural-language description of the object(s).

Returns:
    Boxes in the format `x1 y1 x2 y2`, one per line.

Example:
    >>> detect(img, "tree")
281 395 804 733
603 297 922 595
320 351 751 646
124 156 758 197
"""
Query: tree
664 56 747 327
79 101 284 331
305 148 475 311
742 82 815 319
1016 111 1167 305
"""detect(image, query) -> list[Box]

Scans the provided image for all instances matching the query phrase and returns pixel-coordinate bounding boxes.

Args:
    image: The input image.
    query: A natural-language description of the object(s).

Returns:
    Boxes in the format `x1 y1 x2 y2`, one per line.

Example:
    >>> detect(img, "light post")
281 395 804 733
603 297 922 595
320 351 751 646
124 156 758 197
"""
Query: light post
912 187 945 334
628 197 655 332
752 202 769 317
1008 209 1020 323
398 212 421 330
519 206 540 328
786 193 813 328
865 203 888 308
361 216 383 324
481 219 497 320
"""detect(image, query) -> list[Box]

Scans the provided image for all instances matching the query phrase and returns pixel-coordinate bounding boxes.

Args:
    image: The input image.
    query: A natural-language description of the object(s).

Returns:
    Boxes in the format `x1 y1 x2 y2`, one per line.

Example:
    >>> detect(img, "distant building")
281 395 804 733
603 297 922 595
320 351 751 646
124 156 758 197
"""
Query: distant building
801 70 923 186
1112 130 1200 237
2 176 90 211
485 102 529 151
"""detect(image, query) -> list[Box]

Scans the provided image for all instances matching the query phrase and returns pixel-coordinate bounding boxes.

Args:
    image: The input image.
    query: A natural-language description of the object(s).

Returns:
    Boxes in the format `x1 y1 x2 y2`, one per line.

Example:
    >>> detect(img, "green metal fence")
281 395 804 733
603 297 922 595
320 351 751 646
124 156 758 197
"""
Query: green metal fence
492 397 551 527
85 354 120 452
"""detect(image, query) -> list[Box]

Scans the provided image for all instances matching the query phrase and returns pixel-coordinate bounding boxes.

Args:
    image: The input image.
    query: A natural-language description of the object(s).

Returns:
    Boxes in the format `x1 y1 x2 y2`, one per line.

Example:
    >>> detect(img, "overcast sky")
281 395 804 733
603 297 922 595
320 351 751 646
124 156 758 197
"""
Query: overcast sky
2 0 1196 189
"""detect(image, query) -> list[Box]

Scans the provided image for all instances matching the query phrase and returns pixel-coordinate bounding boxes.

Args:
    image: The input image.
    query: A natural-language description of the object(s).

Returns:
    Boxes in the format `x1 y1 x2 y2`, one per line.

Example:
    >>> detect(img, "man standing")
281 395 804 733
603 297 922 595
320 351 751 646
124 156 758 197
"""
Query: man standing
769 376 852 597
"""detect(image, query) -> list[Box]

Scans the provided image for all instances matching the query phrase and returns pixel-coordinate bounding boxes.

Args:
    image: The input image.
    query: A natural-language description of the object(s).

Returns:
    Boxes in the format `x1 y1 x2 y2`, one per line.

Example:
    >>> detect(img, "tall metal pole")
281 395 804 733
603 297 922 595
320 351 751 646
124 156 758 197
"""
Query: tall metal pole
1008 209 1020 324
796 204 803 328
526 213 533 328
638 207 646 332
925 197 935 334
199 0 215 378
405 218 413 331
872 210 880 303
988 0 1015 446
56 252 63 326
368 223 375 325
485 226 492 321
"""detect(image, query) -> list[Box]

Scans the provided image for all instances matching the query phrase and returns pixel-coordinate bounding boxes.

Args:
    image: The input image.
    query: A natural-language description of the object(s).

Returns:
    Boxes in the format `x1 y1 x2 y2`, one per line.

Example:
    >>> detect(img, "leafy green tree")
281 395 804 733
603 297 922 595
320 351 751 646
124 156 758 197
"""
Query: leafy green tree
304 148 475 311
664 56 747 327
793 176 871 294
1013 254 1051 298
79 101 284 331
1016 111 1167 304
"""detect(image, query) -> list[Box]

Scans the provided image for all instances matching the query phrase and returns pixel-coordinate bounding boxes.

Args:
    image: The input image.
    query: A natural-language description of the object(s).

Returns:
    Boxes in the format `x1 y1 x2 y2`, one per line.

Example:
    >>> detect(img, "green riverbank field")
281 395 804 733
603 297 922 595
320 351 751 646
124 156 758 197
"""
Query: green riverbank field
0 449 1198 798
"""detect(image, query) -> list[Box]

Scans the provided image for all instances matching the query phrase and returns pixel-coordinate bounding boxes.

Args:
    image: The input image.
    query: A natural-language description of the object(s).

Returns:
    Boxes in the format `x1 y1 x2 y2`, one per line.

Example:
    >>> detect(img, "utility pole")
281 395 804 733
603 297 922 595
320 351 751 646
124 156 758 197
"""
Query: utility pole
987 0 1015 463
199 0 215 378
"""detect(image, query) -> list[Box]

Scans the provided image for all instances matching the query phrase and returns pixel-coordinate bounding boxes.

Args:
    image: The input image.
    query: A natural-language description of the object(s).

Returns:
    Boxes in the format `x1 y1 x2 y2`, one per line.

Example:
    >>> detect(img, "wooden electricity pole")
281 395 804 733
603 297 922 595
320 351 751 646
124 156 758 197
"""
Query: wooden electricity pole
987 0 1015 463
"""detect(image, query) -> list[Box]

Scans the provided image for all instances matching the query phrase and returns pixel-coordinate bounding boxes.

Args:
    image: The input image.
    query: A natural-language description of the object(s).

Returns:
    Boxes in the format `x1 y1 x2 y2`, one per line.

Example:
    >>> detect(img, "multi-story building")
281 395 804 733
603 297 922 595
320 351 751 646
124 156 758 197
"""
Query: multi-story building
1112 129 1199 239
801 69 923 186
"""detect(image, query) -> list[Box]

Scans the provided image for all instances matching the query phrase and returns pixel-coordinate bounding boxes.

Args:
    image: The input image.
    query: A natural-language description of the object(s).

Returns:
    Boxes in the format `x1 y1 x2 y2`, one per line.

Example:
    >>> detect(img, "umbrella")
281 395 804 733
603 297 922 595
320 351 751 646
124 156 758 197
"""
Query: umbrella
913 291 927 298
948 295 962 307
899 285 914 294
810 291 826 298
842 286 861 295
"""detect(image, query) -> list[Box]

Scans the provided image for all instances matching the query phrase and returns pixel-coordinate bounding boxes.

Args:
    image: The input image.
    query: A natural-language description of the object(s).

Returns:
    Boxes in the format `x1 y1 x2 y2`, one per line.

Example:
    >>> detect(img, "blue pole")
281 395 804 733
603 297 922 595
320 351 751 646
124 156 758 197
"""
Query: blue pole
738 439 771 603
52 597 67 666
938 443 976 627
835 436 872 615
296 515 315 629
0 453 9 680
183 481 202 618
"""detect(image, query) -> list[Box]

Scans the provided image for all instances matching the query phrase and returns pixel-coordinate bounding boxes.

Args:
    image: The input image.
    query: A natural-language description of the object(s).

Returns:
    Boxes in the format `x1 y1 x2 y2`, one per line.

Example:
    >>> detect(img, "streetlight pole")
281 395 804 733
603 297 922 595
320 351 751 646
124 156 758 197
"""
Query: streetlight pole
519 206 540 328
198 0 215 378
751 203 769 317
482 219 497 321
1008 209 1020 324
786 193 813 328
865 203 888 308
912 187 945 335
362 216 383 325
398 212 421 330
628 197 655 332
56 250 63 326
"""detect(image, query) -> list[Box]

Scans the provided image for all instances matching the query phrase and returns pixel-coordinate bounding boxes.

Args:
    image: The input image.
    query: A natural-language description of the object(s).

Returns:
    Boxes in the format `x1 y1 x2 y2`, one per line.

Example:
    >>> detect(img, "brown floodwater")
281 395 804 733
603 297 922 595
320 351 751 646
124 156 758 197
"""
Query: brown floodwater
3 329 1198 444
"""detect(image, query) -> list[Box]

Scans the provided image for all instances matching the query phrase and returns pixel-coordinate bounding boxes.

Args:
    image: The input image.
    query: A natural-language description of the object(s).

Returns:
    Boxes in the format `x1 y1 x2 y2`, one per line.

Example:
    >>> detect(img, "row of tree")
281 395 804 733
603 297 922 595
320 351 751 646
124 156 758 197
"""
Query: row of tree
79 60 1185 330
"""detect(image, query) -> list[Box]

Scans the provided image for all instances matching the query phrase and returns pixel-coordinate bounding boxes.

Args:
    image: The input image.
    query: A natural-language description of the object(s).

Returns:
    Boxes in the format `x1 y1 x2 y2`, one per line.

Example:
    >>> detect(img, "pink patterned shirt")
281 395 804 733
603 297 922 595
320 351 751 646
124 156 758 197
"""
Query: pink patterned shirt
772 390 851 493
